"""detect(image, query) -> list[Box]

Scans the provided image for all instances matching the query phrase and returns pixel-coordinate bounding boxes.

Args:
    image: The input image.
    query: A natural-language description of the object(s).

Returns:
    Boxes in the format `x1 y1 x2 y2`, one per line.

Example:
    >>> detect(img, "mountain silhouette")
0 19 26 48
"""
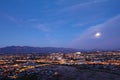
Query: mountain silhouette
0 46 81 54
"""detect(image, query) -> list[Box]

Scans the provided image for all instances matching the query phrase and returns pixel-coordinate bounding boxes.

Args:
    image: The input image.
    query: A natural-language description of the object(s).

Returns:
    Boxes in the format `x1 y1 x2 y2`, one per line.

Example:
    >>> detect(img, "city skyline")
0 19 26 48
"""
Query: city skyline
0 0 120 49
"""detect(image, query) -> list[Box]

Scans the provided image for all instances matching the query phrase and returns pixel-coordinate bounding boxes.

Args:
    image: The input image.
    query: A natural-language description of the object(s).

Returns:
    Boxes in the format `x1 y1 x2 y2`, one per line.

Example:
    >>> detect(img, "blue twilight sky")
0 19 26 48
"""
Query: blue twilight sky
0 0 120 49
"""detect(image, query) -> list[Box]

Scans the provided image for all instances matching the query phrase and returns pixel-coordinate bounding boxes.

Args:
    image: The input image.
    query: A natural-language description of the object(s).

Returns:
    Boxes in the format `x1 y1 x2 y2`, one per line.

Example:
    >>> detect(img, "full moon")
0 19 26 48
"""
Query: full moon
94 32 101 38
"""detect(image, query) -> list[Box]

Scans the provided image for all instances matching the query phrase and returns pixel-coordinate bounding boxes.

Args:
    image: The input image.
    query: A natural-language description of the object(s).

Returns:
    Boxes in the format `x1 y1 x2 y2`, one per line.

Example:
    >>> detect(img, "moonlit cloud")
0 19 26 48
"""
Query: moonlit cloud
71 14 120 49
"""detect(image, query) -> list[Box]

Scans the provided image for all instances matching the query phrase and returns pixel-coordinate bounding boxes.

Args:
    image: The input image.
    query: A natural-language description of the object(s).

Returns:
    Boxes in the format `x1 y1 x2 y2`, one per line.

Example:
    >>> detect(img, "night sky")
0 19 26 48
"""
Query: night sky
0 0 120 49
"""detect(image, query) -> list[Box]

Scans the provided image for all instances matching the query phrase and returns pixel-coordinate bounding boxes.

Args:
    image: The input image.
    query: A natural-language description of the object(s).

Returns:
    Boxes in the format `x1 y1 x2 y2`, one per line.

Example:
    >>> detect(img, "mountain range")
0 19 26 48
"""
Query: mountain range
0 46 81 54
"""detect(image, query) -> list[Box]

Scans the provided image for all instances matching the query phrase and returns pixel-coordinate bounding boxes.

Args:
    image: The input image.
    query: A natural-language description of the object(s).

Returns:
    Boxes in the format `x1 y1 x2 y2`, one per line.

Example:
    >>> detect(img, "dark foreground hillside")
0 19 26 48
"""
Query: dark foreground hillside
1 65 120 80
53 65 120 80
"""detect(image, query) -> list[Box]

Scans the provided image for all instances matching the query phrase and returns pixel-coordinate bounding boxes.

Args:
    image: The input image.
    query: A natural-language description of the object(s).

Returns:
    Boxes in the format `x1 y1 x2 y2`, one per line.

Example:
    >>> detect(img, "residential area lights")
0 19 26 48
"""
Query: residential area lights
0 51 120 79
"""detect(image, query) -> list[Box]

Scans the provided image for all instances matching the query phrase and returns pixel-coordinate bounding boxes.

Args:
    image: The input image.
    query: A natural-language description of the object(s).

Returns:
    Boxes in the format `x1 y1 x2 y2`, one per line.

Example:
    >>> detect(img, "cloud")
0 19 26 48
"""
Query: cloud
27 19 38 22
57 0 108 13
36 24 50 32
0 12 25 26
6 15 15 21
71 14 120 49
57 0 65 3
0 12 15 22
0 12 51 32
0 12 40 28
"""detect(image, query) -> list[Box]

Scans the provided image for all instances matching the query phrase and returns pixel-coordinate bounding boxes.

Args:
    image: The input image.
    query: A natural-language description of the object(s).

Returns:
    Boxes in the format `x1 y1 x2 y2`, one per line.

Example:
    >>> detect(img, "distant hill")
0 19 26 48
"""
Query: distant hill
0 46 81 54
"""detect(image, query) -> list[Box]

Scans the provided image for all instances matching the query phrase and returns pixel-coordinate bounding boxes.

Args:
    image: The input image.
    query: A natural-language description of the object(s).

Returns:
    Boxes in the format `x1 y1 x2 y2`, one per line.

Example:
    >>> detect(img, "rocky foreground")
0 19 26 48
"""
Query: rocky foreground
1 65 120 80
53 65 120 80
